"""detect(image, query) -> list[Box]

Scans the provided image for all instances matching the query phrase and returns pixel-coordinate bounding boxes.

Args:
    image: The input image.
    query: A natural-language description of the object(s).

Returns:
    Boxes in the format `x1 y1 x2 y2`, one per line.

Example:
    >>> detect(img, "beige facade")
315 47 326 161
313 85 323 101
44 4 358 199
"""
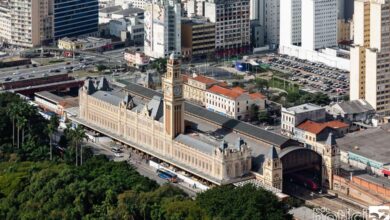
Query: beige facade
337 19 352 43
350 0 390 115
183 74 220 105
181 18 215 59
0 2 11 44
79 55 252 184
7 0 53 47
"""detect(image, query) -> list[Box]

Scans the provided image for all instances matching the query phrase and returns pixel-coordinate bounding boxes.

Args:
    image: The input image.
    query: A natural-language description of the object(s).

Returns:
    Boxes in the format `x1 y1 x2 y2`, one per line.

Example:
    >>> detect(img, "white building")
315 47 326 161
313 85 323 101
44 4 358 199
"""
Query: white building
144 0 181 58
279 0 301 47
301 0 338 51
0 2 11 44
281 103 326 137
205 85 266 120
204 0 251 56
124 49 150 68
350 0 390 115
279 0 347 70
115 0 149 9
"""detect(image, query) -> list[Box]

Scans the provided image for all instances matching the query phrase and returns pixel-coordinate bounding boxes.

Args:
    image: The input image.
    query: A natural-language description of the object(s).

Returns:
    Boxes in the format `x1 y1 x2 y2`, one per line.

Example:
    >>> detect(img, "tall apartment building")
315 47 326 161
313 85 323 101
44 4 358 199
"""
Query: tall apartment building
144 0 181 58
0 1 11 44
54 0 99 40
279 0 301 47
204 0 250 57
264 0 279 46
350 0 390 115
5 0 53 47
301 0 338 50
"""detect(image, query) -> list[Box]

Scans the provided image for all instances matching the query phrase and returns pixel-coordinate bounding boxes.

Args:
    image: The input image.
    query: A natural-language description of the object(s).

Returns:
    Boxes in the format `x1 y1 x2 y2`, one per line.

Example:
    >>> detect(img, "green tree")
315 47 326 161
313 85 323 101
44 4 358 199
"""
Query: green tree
258 110 270 124
6 103 19 148
68 126 86 166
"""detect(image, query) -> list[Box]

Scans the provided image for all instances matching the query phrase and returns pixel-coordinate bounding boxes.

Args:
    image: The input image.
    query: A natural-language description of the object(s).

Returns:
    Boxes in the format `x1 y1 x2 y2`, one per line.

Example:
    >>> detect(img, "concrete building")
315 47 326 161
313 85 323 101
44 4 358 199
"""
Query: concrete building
281 103 326 137
123 49 150 68
279 0 348 70
99 4 144 24
144 0 181 58
279 0 301 47
337 19 352 43
58 37 112 51
250 20 265 48
78 55 252 184
181 17 215 59
204 0 251 57
301 0 338 50
115 0 149 9
0 1 11 45
326 99 375 124
4 0 54 47
350 0 390 115
34 91 78 116
183 74 224 106
205 85 266 120
53 0 99 40
264 0 280 47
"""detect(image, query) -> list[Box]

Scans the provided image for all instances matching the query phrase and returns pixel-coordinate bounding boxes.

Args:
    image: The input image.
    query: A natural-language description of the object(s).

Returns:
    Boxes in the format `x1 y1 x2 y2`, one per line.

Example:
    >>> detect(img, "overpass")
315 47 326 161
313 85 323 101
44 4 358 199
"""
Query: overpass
8 79 84 96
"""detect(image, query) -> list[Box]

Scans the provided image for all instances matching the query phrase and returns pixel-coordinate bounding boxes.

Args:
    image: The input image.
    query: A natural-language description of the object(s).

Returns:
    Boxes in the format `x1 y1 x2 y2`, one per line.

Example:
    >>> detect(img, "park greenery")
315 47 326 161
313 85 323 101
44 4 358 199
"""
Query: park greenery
0 93 293 219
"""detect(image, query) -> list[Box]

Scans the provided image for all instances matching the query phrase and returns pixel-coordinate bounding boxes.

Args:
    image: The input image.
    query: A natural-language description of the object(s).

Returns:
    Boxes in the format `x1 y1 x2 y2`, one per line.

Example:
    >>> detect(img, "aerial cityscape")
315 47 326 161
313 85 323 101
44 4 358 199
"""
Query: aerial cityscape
0 0 389 219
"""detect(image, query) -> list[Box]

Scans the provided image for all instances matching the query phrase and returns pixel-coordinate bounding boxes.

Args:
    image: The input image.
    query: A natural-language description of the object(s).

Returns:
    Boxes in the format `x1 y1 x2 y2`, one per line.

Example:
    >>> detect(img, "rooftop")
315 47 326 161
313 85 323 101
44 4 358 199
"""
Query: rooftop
192 75 217 84
332 99 375 114
337 124 390 164
208 85 244 99
296 120 349 135
35 91 64 104
284 103 324 114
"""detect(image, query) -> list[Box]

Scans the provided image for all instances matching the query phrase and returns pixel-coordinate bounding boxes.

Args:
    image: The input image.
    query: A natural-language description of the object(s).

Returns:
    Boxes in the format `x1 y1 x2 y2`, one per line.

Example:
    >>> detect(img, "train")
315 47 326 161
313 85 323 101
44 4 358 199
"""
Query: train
286 173 319 191
156 169 178 183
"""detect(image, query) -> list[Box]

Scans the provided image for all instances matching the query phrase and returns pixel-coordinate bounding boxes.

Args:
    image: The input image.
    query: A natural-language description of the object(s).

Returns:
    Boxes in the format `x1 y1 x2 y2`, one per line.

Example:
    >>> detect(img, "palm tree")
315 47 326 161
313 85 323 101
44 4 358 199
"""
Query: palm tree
6 103 19 147
16 116 27 148
46 115 59 161
69 125 86 166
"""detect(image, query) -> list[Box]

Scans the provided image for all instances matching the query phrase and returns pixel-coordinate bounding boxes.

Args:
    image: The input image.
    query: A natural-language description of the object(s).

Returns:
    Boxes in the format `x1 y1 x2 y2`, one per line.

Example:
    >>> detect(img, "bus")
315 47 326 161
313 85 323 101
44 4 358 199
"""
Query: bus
157 169 178 183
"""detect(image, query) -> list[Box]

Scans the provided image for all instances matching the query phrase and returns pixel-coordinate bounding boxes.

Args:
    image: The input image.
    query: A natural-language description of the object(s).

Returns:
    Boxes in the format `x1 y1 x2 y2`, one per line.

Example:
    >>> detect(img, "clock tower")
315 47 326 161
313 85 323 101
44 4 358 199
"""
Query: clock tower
163 53 184 139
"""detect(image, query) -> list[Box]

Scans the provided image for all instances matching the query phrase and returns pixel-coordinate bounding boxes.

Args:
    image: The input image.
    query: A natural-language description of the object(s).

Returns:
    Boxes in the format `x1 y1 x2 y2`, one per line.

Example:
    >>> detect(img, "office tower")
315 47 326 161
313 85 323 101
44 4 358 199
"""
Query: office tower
204 0 250 57
0 1 11 44
301 0 338 50
250 0 265 22
279 0 301 47
144 0 181 58
350 0 390 115
54 0 99 40
264 0 279 46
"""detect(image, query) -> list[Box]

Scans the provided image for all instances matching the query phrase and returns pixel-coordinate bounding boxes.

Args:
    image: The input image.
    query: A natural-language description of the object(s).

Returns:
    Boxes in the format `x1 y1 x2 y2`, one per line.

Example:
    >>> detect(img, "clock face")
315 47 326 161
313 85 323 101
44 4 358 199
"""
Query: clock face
164 85 171 96
173 85 182 96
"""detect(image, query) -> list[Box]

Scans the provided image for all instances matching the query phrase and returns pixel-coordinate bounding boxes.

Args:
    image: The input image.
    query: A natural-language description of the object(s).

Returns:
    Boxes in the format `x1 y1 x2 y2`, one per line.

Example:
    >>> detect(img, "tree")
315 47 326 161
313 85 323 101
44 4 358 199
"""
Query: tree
258 110 270 124
68 125 86 166
249 104 259 121
6 103 19 148
255 78 269 92
46 115 59 161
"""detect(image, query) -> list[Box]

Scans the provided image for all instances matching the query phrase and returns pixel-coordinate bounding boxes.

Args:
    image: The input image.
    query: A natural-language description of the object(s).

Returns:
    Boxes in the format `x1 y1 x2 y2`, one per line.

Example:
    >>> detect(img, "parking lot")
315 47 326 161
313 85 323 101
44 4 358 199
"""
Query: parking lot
258 54 349 98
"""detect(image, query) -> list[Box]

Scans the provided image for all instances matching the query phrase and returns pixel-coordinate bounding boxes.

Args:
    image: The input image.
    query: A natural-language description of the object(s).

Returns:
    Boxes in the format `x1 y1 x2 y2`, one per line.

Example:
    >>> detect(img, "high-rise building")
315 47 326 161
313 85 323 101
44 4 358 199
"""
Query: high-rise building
0 1 11 44
301 0 338 50
279 0 301 47
53 0 99 40
5 0 53 47
350 0 390 115
144 0 181 58
204 0 250 57
264 0 279 46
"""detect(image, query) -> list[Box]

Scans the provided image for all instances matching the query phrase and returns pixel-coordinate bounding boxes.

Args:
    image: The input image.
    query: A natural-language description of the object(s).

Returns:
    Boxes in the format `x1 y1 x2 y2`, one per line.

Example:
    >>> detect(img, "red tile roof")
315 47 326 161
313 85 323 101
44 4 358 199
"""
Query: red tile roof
231 87 247 94
249 92 266 100
297 120 349 135
193 75 217 84
208 85 243 99
182 74 189 83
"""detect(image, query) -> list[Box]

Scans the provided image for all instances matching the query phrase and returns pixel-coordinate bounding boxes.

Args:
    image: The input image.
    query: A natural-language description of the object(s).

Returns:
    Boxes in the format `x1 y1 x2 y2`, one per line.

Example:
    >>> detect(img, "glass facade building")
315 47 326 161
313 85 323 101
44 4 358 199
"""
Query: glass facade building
54 0 99 39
